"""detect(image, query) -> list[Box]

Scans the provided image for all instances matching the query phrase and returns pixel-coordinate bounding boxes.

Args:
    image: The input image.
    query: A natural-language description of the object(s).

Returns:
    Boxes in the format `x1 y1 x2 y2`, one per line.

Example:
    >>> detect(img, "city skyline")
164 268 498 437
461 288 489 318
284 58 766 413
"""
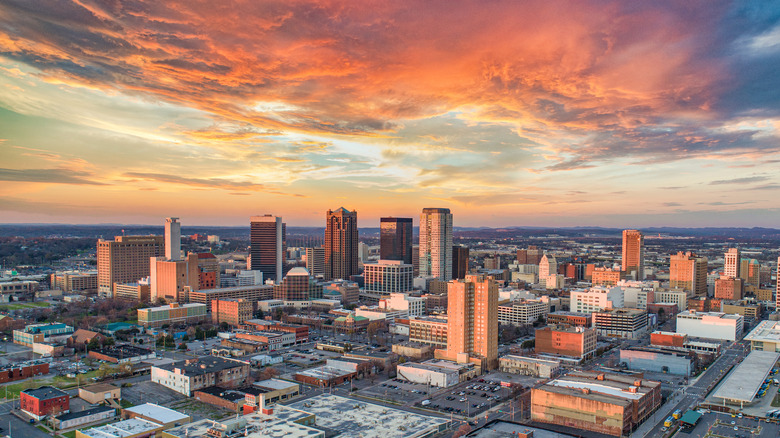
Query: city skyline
1 1 780 227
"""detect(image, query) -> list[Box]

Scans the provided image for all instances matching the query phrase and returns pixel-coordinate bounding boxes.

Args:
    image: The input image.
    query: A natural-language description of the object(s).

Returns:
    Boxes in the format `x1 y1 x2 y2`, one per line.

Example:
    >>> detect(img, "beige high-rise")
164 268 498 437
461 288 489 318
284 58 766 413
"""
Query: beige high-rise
669 251 708 297
419 208 453 281
441 274 498 370
97 235 165 298
724 248 740 278
621 230 644 279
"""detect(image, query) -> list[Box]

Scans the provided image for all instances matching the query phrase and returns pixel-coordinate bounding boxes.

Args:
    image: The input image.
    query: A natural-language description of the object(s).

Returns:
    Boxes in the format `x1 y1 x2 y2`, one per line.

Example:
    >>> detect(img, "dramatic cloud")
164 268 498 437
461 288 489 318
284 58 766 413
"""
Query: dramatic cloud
0 1 778 225
0 168 107 185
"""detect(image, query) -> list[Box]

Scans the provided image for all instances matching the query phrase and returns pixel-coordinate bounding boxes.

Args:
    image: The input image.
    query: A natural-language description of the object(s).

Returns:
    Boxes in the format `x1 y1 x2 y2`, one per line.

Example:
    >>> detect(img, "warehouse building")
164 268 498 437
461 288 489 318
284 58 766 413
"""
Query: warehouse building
675 310 743 341
498 355 561 378
396 362 459 388
619 348 694 376
531 371 662 437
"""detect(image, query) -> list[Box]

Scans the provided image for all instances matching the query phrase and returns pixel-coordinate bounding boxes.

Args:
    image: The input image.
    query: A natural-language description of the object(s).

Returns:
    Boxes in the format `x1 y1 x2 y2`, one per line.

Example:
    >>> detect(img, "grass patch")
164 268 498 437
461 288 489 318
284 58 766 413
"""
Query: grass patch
36 425 50 433
120 399 134 408
59 431 77 438
772 393 780 407
0 302 50 311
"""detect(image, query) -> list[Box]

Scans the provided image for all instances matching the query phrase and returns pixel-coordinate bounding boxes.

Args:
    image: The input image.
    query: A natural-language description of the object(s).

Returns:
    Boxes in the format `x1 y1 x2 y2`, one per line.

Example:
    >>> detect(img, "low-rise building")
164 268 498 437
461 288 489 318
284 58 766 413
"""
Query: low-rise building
654 290 689 311
396 362 459 387
78 384 121 404
122 403 191 428
545 311 592 328
744 320 780 353
676 310 744 341
535 326 597 362
409 316 448 348
333 312 370 334
21 386 70 420
54 406 115 430
593 308 649 339
75 418 164 438
113 281 151 302
619 347 694 376
242 319 309 344
162 410 322 438
0 360 49 383
294 366 356 387
248 379 301 411
13 322 74 346
88 345 156 364
137 303 207 328
650 331 687 348
51 271 98 294
591 268 622 286
235 331 295 350
721 300 762 320
531 371 662 437
497 299 549 326
498 355 561 378
570 286 624 313
151 357 251 396
392 342 433 360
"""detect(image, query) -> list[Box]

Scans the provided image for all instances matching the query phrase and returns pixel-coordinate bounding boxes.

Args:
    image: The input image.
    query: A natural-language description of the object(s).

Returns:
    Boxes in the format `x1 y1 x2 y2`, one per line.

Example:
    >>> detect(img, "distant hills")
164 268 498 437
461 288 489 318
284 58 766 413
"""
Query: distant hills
1 223 779 240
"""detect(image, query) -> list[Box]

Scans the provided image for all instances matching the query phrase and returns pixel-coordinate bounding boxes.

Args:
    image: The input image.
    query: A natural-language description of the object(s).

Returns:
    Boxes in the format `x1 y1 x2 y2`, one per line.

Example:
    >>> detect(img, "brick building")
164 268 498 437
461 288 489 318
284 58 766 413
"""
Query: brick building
535 325 597 362
211 298 253 327
21 386 70 420
0 361 49 384
546 311 592 328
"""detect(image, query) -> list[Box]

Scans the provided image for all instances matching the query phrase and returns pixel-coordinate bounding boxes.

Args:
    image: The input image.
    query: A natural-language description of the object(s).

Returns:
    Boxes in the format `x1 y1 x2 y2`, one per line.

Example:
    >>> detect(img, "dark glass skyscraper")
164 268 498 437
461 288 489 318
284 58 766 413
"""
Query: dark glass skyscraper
380 217 413 264
325 207 358 280
249 215 286 283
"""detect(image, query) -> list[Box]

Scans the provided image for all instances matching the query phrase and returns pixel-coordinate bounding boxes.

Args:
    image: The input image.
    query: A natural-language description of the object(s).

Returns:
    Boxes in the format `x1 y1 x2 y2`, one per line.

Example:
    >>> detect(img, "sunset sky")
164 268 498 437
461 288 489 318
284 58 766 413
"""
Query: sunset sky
1 1 779 227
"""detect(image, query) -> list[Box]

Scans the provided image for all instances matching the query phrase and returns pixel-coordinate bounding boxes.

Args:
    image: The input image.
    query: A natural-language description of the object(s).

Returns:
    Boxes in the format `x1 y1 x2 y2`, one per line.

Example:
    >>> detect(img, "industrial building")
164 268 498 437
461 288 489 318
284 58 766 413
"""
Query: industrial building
619 348 694 376
531 371 662 437
396 361 460 387
151 357 250 396
498 355 561 378
162 409 322 438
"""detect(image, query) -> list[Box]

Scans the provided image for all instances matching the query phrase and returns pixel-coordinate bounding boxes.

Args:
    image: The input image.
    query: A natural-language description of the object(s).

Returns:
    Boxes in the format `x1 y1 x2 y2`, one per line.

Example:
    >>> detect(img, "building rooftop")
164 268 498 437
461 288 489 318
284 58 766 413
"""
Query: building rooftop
78 418 161 438
677 310 743 320
56 406 114 422
711 350 780 403
81 383 119 394
123 403 189 424
745 320 780 343
154 356 248 376
253 378 298 391
287 394 449 438
92 345 154 359
540 371 659 404
296 366 354 380
467 420 579 438
287 267 311 276
163 411 321 438
22 385 67 400
500 355 561 366
195 386 248 402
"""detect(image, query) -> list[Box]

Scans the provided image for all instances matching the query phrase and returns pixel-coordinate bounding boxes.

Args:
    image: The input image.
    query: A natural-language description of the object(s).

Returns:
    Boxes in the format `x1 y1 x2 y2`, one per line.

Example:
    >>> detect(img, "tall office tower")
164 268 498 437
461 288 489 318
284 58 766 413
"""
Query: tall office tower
196 253 220 289
516 245 542 265
380 217 413 264
621 230 645 279
538 254 557 278
164 217 181 261
97 235 165 298
669 251 708 297
419 208 453 281
324 207 359 280
444 274 498 370
305 247 326 278
452 245 469 279
724 248 740 278
739 258 760 288
250 215 286 283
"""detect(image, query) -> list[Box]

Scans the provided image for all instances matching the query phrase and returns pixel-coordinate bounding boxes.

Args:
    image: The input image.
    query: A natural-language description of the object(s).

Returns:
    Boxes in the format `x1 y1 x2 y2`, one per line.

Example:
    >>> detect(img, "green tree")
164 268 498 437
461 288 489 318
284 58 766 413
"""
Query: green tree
178 342 188 350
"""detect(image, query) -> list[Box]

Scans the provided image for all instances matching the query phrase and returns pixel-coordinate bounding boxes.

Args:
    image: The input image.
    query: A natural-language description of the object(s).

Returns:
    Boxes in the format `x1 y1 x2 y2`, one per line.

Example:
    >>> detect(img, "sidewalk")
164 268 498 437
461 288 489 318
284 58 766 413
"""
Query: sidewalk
630 392 683 438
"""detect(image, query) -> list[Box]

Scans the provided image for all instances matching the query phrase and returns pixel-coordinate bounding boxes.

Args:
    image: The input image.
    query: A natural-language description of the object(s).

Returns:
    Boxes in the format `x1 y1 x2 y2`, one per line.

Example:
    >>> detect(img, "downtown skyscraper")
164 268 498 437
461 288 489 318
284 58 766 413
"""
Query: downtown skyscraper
250 215 286 283
419 207 453 281
325 207 358 280
621 229 644 280
380 217 413 264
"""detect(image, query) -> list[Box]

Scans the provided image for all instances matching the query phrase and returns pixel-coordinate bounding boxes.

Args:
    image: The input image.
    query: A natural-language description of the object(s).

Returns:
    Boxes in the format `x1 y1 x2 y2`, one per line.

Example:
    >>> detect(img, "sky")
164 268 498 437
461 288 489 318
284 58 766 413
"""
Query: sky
1 1 780 228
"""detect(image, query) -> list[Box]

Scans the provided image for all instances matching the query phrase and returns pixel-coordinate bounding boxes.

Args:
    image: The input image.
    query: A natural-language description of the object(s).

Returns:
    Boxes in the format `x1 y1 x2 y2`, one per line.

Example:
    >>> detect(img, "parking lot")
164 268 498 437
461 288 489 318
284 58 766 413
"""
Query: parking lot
421 378 513 418
359 378 433 404
678 411 780 438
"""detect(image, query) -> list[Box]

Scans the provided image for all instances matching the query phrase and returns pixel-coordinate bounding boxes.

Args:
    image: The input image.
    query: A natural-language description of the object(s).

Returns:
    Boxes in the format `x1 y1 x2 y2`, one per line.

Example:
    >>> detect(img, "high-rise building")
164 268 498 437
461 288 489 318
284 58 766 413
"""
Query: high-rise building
363 260 414 294
714 276 743 300
724 248 740 278
538 254 557 278
380 217 413 264
419 208 453 281
669 251 708 296
739 258 760 288
250 215 286 284
517 246 542 265
324 208 358 280
440 274 498 370
150 252 199 303
621 230 644 279
164 217 181 261
452 245 469 279
412 245 420 276
97 235 165 298
305 247 325 278
196 253 220 289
